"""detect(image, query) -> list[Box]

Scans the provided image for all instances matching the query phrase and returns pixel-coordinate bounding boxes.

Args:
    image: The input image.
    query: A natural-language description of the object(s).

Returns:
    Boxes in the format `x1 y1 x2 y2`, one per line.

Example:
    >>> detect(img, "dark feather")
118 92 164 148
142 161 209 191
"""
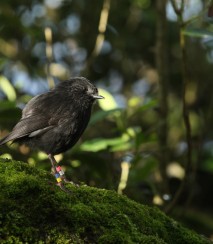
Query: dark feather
0 77 103 155
0 116 50 145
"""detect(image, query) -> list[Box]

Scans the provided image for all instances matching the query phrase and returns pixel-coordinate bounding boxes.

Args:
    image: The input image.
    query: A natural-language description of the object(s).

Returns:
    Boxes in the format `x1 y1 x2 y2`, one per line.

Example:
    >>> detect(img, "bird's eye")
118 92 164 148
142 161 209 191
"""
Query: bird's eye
83 87 88 93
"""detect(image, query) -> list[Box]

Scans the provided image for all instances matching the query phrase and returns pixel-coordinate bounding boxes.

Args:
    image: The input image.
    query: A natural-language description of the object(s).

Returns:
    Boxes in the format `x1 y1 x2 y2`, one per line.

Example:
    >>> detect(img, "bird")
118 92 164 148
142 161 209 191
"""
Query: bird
0 77 104 191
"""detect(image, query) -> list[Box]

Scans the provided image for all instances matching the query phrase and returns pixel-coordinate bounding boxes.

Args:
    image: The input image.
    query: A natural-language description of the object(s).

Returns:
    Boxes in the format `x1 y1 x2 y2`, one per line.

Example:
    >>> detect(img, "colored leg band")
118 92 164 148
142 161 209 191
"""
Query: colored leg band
55 173 62 183
56 166 65 176
56 166 61 172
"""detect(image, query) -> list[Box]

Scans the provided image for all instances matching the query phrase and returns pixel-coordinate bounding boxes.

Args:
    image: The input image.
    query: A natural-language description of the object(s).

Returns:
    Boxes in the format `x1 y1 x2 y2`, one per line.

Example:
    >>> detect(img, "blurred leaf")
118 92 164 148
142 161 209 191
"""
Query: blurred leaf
128 96 142 107
79 136 131 152
90 108 123 125
0 101 21 128
0 100 16 111
0 58 8 70
17 94 33 104
136 99 157 112
110 140 132 152
201 158 213 173
126 126 141 138
0 153 12 159
0 76 16 101
130 157 158 180
97 88 118 111
0 110 21 127
129 99 157 118
80 126 143 152
183 28 213 38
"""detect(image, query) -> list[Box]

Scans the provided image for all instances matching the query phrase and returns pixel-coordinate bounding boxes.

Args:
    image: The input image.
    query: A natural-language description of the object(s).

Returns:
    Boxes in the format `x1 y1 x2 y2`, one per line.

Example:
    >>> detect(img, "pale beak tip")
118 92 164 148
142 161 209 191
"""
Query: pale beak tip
93 95 104 99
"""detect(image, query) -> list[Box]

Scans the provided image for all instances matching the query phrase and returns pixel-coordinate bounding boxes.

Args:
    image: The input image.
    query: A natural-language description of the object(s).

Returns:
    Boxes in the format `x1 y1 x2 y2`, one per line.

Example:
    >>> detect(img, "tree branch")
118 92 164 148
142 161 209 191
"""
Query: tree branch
155 0 170 194
165 0 192 213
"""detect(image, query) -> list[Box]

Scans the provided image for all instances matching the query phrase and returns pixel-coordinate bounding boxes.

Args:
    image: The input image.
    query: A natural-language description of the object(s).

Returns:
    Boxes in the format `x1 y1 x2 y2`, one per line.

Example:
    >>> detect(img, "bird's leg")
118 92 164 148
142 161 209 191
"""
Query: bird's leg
48 154 78 189
48 154 57 174
48 154 72 193
57 165 79 186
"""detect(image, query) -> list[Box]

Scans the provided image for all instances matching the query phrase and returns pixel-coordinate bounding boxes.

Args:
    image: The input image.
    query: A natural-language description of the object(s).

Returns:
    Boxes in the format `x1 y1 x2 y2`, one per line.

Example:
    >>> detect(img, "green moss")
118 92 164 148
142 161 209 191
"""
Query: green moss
0 158 211 243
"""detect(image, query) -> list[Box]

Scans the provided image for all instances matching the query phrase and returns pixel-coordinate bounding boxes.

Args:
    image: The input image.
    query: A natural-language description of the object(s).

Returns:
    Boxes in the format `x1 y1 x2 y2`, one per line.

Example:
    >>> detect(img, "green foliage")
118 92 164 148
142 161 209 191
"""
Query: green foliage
0 159 211 244
0 0 213 238
0 100 21 127
183 28 213 38
0 76 16 101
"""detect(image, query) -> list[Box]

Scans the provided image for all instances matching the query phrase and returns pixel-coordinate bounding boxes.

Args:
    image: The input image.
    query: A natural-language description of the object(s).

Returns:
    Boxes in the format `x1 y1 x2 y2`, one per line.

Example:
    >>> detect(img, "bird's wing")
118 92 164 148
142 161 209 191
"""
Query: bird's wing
0 91 59 146
0 115 53 145
0 90 71 146
22 91 65 118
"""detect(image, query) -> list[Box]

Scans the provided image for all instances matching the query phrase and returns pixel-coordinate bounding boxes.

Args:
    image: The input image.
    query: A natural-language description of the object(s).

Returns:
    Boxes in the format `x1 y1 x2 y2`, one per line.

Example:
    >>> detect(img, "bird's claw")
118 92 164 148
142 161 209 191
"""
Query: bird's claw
63 178 79 187
57 182 72 194
52 165 79 187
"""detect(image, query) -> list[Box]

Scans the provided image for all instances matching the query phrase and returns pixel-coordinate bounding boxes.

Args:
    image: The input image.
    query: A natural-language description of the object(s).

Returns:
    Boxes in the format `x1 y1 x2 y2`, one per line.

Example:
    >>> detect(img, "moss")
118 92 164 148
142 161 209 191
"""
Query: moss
0 158 211 244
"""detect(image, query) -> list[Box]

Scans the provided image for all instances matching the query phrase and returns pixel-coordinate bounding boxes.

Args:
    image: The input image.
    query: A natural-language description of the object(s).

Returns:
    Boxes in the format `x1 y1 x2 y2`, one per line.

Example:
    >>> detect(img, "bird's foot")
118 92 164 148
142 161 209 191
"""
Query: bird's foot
63 178 79 187
53 165 79 188
57 182 72 194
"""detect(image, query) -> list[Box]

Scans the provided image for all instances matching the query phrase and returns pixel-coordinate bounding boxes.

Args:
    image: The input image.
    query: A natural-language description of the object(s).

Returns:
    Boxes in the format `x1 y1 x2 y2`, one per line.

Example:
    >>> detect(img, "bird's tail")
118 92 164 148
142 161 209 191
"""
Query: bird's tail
0 135 10 146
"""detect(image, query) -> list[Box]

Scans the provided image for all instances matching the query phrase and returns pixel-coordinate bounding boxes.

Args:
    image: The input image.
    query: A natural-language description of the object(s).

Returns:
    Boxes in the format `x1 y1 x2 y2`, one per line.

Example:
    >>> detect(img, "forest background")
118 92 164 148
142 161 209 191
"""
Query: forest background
0 0 213 239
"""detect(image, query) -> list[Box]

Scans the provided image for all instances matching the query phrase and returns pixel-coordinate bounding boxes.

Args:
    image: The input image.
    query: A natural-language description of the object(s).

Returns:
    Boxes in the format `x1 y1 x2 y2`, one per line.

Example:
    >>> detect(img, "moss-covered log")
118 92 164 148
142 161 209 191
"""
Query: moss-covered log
0 158 211 243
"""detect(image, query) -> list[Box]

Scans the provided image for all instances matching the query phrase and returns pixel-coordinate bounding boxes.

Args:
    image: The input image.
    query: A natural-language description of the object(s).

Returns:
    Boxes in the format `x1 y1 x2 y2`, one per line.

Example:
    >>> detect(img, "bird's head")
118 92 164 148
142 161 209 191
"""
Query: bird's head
81 78 104 101
57 77 104 105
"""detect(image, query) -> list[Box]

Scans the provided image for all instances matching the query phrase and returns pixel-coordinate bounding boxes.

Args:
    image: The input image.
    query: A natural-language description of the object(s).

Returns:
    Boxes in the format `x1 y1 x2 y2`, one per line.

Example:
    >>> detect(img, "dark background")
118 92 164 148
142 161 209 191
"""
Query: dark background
0 0 213 239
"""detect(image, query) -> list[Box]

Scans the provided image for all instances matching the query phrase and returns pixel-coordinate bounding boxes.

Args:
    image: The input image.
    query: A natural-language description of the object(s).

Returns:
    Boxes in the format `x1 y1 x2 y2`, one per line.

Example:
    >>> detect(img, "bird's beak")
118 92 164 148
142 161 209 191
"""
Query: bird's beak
92 94 104 99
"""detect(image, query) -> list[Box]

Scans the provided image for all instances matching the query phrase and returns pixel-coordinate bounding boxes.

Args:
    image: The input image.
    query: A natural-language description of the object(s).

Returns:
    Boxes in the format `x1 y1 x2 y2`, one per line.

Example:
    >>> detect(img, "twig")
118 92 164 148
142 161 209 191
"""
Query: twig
155 0 170 194
171 0 212 27
165 0 192 214
91 0 111 57
44 27 55 89
83 0 111 76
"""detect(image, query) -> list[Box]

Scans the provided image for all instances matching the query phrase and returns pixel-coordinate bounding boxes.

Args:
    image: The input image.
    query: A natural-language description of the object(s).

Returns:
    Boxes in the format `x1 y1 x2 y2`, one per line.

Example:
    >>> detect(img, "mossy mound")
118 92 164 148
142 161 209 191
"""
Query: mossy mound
0 158 211 244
